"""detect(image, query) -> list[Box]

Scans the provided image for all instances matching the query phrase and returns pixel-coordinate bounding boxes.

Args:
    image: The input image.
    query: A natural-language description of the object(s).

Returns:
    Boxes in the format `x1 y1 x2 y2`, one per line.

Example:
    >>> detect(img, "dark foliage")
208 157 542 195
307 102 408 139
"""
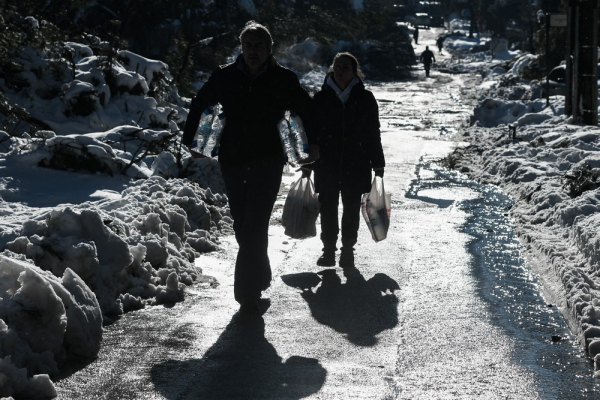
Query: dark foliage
262 1 414 80
39 142 117 175
562 163 598 198
63 90 99 117
2 0 415 98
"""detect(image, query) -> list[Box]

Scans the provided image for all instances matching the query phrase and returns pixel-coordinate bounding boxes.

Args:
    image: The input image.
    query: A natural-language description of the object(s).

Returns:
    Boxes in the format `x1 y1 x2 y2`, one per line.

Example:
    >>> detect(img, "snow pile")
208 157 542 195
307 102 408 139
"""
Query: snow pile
1 174 229 316
117 50 171 88
0 172 229 397
471 53 546 105
0 256 100 399
471 97 563 128
444 35 489 55
0 124 229 201
508 53 538 79
277 38 327 92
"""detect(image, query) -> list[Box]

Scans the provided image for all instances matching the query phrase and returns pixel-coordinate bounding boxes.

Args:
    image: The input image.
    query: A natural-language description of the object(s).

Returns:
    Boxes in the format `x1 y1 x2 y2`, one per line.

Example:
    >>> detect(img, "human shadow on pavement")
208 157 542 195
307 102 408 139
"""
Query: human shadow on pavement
150 305 326 399
281 268 400 346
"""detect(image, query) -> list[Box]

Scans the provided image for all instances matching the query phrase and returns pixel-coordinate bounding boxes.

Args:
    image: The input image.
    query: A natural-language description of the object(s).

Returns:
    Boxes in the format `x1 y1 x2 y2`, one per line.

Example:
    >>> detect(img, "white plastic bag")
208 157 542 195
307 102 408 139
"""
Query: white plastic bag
361 176 391 242
282 176 319 239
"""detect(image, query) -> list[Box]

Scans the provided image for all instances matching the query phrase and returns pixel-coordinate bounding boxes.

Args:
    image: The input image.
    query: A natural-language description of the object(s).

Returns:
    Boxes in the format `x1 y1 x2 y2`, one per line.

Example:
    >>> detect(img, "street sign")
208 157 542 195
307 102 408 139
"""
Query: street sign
550 14 567 27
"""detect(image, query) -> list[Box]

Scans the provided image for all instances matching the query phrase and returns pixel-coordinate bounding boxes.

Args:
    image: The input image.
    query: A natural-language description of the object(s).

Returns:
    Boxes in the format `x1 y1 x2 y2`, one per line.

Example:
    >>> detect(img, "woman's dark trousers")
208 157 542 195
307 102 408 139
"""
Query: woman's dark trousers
318 186 363 252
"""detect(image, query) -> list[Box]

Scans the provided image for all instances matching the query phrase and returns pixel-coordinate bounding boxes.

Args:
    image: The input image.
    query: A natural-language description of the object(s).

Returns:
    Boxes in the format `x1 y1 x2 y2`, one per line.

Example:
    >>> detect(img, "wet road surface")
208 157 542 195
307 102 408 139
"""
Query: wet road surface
54 28 600 399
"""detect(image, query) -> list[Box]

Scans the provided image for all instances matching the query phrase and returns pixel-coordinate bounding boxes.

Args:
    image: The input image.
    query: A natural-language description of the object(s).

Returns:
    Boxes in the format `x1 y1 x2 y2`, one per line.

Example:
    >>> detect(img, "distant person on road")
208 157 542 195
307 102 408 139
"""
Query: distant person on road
303 52 385 269
413 27 419 45
436 36 444 54
420 45 435 77
182 21 318 315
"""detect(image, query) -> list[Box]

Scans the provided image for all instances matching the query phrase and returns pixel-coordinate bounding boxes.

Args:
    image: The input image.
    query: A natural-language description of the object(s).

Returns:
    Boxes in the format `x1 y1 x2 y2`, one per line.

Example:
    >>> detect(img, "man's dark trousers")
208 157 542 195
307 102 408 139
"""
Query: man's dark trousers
424 62 431 77
220 161 284 302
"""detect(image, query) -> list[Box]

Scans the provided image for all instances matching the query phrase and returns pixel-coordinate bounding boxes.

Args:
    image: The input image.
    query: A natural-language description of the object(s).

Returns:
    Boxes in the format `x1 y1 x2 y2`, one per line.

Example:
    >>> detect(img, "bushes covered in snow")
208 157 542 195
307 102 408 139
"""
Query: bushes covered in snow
1 15 184 138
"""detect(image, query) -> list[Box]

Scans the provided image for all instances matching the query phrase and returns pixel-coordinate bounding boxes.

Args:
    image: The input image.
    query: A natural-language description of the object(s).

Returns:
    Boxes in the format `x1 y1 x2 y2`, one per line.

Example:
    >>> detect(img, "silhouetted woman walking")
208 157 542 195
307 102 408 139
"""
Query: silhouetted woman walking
305 52 385 268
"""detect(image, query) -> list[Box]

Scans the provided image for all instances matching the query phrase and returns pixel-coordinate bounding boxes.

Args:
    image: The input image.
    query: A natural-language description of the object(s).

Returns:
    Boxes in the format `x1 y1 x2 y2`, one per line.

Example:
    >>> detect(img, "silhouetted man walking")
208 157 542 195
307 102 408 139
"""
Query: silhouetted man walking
182 21 318 315
420 46 435 77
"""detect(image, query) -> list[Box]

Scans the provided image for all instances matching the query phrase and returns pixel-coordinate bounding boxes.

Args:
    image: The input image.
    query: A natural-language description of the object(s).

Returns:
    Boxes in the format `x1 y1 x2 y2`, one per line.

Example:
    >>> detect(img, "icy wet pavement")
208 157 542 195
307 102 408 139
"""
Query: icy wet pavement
394 160 600 398
55 30 600 399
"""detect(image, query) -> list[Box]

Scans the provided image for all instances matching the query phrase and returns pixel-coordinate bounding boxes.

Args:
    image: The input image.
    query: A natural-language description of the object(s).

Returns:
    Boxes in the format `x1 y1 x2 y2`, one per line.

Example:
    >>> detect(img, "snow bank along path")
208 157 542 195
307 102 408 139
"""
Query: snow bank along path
452 49 600 373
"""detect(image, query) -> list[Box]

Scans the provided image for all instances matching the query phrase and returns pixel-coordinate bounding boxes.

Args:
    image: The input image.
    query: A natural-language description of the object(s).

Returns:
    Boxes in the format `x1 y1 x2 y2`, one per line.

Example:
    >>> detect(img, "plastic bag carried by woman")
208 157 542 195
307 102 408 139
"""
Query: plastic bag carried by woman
282 176 319 239
361 176 391 242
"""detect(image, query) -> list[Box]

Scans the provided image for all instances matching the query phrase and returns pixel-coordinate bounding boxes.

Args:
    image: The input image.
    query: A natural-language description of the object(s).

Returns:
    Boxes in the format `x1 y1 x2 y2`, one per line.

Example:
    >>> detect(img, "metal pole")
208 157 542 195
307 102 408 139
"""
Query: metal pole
572 5 580 121
546 13 550 108
566 4 575 116
579 0 598 125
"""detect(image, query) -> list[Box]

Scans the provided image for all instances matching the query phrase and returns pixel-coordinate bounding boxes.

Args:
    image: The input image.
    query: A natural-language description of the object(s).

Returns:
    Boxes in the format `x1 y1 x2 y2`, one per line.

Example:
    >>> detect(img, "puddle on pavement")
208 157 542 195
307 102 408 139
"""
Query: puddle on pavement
408 161 600 398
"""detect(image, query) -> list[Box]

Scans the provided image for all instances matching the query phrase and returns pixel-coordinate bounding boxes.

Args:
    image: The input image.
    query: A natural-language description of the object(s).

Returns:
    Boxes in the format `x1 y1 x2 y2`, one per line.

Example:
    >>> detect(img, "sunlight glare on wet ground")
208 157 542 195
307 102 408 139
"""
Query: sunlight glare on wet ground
395 159 599 399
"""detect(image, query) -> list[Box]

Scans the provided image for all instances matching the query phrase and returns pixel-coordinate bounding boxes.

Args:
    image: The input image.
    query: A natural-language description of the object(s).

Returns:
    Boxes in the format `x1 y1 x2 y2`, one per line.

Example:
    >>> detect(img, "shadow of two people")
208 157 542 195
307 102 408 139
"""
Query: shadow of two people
151 303 326 400
281 267 400 346
151 268 399 398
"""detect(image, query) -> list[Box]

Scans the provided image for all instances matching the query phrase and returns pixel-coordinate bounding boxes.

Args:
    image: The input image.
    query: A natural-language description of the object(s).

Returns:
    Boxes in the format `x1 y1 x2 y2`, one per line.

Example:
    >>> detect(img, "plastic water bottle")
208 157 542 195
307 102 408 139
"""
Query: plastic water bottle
289 111 310 161
190 104 225 157
278 114 297 165
210 111 225 157
278 111 310 166
191 107 214 155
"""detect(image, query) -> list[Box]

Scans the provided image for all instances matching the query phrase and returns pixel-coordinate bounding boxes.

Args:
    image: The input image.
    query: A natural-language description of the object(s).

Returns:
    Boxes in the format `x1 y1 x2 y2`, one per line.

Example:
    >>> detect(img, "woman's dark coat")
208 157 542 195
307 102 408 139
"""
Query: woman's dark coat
313 77 385 194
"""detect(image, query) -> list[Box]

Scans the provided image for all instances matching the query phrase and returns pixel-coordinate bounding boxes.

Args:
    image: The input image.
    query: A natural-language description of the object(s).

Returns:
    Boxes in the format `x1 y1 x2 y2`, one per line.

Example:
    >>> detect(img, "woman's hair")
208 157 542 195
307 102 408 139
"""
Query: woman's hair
239 21 273 54
328 52 365 79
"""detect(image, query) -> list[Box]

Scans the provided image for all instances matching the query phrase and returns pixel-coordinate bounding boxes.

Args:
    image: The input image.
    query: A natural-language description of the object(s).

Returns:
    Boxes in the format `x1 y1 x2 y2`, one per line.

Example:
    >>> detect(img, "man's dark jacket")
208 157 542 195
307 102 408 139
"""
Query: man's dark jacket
182 55 315 165
312 77 385 194
420 50 435 65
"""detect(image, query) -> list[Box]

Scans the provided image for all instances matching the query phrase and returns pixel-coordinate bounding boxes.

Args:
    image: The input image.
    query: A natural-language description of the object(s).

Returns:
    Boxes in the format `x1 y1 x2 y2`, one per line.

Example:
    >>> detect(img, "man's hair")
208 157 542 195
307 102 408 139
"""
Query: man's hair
328 52 366 80
239 21 273 54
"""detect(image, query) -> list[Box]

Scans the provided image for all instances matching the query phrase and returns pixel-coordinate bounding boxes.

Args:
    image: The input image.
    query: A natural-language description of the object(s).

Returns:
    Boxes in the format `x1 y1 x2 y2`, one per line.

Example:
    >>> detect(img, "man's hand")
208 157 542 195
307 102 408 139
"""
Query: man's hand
297 145 320 165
